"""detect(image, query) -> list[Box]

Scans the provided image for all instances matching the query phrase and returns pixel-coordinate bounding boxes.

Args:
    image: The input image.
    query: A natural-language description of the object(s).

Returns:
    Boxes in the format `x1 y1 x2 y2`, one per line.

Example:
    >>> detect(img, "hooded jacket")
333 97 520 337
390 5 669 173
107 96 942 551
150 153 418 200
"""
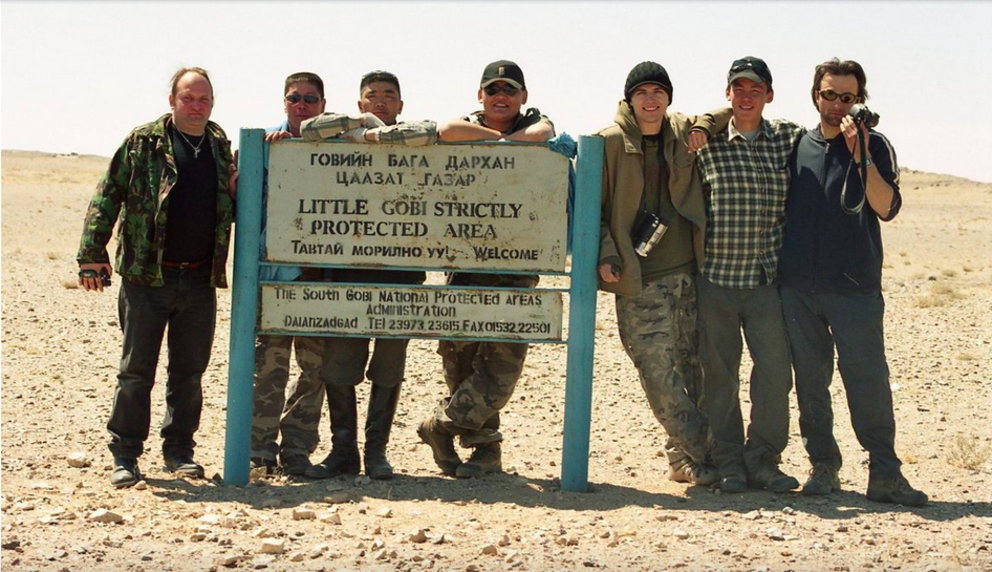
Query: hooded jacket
779 125 901 293
596 101 728 296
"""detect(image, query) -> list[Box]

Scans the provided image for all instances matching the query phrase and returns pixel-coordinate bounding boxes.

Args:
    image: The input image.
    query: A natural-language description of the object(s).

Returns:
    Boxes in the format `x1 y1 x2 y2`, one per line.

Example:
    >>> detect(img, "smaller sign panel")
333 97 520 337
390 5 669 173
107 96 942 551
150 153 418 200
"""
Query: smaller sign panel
260 284 563 341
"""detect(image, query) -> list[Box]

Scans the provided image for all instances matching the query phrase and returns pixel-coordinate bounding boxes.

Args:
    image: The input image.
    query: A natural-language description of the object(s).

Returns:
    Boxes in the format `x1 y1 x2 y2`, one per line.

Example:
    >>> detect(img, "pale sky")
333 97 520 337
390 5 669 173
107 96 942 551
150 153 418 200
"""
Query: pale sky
3 1 991 182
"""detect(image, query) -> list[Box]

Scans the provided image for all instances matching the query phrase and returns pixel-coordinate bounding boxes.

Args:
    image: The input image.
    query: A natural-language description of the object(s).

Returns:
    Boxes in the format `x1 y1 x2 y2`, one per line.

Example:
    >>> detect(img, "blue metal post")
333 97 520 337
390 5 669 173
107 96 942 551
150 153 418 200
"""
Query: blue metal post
561 135 604 492
223 129 265 486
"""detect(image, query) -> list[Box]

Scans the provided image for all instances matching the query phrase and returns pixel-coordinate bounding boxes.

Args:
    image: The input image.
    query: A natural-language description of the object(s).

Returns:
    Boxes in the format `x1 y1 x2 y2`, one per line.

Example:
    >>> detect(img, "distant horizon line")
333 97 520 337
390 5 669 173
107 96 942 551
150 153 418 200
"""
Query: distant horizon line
2 148 989 185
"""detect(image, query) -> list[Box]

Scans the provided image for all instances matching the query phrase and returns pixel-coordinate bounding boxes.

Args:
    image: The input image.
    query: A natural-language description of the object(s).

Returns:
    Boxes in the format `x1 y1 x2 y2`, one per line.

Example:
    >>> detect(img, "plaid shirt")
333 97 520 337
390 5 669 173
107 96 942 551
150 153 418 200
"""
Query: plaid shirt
696 118 804 288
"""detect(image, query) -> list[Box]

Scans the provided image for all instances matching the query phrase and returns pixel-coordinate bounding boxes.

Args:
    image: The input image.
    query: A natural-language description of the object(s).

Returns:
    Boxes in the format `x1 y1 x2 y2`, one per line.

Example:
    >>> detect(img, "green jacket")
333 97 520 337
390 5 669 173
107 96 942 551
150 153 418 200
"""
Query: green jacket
597 101 730 296
77 114 235 287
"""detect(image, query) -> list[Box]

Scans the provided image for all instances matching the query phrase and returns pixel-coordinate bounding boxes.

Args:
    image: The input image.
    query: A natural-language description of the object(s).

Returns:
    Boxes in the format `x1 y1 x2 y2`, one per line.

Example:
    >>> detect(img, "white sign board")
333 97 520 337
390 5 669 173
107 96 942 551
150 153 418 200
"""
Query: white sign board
259 283 563 341
265 142 569 272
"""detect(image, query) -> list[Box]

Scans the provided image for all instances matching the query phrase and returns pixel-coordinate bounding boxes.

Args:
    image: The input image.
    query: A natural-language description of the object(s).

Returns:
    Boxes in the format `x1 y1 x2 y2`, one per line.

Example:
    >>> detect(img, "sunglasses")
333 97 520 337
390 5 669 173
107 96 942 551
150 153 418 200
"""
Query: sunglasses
818 89 858 104
484 84 519 96
286 93 321 104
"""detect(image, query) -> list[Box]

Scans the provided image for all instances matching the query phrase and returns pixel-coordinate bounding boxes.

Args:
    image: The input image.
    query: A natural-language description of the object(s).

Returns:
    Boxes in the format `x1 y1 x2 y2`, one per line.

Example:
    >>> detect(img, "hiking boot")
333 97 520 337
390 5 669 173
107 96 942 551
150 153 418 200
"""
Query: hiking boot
110 457 142 488
306 385 361 479
417 417 461 477
364 383 402 480
667 459 719 486
455 443 502 479
866 473 928 507
801 464 840 496
164 455 205 478
279 454 312 476
749 463 800 493
720 474 747 494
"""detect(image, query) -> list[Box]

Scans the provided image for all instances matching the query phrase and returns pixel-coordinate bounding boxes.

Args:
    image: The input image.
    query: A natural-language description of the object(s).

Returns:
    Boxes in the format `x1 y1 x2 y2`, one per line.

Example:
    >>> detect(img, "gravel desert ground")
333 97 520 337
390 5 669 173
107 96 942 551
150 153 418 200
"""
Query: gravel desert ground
1 149 990 571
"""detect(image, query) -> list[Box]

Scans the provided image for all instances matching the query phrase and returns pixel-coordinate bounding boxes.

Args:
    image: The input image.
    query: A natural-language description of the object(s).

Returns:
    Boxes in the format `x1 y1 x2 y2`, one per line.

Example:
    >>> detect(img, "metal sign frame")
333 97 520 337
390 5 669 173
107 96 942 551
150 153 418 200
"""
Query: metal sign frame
223 130 603 492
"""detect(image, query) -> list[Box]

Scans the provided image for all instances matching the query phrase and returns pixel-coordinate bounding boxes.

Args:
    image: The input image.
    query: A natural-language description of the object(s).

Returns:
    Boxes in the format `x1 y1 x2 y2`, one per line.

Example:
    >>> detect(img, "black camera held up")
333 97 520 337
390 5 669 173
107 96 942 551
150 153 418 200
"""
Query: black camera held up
848 104 880 129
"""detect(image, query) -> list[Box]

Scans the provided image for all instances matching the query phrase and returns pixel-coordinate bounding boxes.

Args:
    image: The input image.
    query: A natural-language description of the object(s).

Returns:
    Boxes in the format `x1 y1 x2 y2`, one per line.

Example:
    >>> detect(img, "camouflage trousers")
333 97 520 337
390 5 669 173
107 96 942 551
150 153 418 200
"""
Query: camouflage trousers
434 339 528 448
615 271 714 466
251 334 326 461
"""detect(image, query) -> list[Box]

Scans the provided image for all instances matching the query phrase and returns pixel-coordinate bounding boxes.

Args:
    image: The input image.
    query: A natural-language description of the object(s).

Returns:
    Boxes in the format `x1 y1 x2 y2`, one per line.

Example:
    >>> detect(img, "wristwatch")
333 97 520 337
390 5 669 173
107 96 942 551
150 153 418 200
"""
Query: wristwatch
856 156 874 168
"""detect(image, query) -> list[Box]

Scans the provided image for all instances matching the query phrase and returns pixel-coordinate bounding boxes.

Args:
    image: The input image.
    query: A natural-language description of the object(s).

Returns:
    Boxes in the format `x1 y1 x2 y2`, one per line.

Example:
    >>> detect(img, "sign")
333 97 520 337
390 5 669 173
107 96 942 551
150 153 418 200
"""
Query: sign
265 142 569 272
259 283 563 341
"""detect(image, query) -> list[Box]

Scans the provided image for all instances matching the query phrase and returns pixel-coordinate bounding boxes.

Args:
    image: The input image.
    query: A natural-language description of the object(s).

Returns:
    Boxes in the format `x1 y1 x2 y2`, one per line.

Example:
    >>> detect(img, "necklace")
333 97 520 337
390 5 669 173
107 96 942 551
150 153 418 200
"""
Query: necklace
175 126 206 158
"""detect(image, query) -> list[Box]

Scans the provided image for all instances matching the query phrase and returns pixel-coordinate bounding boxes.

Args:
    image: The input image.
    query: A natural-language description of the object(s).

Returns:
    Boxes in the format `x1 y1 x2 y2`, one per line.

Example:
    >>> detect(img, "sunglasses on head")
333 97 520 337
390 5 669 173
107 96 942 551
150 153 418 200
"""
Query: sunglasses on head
286 93 321 104
819 89 858 104
484 84 519 96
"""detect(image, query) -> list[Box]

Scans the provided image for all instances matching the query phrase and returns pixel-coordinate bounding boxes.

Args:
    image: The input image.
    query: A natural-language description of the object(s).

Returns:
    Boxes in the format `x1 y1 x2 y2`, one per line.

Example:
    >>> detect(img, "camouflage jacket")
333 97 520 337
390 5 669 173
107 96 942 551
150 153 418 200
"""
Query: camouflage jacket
77 114 235 287
300 113 438 146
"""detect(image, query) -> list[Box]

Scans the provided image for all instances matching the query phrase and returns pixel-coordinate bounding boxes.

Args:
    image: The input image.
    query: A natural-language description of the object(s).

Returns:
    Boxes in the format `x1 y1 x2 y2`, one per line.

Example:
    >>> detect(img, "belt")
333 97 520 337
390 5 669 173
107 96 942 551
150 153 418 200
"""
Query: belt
161 259 210 269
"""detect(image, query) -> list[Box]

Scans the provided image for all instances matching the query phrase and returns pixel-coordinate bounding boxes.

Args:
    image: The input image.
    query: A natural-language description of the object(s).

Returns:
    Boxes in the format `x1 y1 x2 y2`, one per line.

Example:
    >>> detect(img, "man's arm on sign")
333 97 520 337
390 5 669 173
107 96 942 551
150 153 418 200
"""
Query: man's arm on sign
503 118 554 142
437 119 502 142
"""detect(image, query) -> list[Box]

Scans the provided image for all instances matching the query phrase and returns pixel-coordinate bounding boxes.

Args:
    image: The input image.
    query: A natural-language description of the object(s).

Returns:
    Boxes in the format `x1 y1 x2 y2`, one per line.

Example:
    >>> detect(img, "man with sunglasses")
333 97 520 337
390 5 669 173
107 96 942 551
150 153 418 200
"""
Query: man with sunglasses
248 72 330 477
417 60 555 479
297 71 435 481
77 67 235 487
692 57 804 494
779 59 926 506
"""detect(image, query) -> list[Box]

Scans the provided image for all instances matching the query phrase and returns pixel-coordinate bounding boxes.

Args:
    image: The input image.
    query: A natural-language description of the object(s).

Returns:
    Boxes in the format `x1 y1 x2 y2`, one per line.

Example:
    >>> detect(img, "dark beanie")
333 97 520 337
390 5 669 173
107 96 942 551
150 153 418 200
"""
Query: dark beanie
624 61 673 103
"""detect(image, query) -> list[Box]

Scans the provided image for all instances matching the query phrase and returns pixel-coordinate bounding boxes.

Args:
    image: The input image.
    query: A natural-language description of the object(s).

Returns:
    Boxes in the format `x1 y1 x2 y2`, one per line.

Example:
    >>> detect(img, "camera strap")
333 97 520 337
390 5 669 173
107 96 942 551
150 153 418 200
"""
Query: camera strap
840 129 869 215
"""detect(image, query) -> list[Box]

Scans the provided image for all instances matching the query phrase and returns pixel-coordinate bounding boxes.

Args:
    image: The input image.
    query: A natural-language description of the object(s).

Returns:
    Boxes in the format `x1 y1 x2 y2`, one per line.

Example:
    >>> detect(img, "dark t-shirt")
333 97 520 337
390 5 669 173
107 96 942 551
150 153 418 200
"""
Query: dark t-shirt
164 126 218 263
639 135 695 283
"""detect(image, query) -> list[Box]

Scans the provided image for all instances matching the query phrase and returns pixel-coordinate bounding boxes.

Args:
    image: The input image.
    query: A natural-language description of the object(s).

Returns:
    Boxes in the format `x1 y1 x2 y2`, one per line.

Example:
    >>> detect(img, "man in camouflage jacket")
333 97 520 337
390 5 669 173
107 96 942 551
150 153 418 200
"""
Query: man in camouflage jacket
77 68 234 488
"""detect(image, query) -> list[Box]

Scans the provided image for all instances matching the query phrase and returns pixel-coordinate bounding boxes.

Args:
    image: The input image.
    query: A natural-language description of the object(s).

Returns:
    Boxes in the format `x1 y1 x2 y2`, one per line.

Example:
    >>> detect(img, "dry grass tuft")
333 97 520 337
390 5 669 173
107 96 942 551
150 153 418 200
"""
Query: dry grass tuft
947 434 992 471
915 283 965 308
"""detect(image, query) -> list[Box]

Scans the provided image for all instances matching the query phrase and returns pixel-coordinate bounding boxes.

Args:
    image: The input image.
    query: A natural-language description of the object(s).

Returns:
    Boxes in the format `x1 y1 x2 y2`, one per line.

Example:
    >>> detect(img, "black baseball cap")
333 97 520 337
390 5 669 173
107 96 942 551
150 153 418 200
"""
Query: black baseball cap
727 56 773 88
480 60 525 90
624 61 674 103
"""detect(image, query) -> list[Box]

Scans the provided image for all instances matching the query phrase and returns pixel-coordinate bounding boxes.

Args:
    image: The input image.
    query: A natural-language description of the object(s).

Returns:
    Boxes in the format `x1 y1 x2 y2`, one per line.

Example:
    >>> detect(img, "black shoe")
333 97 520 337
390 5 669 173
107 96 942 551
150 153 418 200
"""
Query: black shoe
364 384 402 480
278 454 312 476
110 457 142 488
748 463 801 493
720 474 747 493
456 442 502 479
801 464 841 496
866 473 928 507
306 385 361 479
417 417 461 477
164 455 204 478
305 450 361 479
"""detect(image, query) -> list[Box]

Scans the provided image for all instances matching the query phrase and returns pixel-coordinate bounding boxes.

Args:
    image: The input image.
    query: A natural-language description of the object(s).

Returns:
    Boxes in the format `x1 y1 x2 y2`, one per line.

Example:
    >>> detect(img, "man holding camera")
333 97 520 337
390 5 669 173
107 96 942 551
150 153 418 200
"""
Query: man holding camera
77 67 235 488
779 58 927 506
417 60 554 479
597 62 731 486
693 57 804 494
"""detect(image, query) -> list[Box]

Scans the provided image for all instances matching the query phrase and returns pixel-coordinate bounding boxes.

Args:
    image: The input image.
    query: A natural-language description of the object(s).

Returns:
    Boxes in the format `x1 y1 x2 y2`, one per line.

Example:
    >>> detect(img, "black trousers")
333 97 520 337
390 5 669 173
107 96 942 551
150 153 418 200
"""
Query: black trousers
107 267 215 460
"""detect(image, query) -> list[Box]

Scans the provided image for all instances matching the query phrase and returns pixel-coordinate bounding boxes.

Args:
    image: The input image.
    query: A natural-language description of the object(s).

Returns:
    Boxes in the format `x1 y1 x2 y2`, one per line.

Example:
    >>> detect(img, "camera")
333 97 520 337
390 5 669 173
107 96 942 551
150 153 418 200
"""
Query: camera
632 213 670 257
79 268 112 287
848 104 880 128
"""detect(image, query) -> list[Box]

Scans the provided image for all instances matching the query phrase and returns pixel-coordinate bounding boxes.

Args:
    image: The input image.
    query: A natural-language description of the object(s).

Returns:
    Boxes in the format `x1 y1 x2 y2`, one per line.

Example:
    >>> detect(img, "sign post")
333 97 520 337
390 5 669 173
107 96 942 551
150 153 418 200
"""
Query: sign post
224 134 603 490
223 129 264 486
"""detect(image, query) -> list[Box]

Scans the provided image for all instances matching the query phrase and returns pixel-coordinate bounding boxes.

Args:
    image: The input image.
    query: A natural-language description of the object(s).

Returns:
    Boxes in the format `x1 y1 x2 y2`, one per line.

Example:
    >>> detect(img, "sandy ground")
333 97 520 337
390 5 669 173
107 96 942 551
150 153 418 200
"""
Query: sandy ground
1 149 990 572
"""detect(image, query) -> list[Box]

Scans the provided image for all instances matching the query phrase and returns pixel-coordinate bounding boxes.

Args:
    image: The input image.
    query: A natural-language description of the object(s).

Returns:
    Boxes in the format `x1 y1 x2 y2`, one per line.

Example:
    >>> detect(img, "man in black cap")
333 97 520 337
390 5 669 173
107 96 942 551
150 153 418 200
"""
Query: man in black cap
694 57 805 494
597 61 730 487
417 60 555 479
